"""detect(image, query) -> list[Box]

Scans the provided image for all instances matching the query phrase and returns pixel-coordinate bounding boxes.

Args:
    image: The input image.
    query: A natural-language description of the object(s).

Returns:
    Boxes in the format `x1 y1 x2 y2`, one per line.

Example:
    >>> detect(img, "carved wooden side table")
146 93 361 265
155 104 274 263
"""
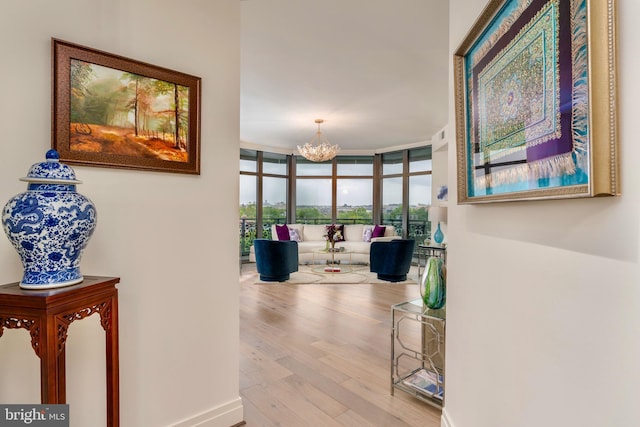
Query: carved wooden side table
0 276 120 426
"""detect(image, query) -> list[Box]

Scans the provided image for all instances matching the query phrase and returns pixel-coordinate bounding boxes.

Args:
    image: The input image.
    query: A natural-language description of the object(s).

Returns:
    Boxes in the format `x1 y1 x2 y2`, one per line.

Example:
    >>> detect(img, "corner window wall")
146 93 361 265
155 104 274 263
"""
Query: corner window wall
239 147 432 259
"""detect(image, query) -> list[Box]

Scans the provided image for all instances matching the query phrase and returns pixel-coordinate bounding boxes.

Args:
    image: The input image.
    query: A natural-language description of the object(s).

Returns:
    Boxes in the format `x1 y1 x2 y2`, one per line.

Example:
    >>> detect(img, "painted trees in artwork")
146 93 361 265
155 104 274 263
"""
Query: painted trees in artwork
69 60 190 161
69 60 94 135
152 80 189 150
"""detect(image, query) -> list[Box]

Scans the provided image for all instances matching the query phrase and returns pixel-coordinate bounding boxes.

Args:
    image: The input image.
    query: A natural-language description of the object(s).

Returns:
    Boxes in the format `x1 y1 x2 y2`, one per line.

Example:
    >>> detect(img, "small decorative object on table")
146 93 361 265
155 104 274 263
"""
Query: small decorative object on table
428 206 447 245
433 223 444 245
324 224 343 250
420 257 446 309
2 149 97 289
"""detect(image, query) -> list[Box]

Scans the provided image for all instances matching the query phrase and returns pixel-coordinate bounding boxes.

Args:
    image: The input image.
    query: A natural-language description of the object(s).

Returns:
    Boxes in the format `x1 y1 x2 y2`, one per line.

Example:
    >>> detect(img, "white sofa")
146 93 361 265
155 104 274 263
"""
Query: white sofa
249 223 399 265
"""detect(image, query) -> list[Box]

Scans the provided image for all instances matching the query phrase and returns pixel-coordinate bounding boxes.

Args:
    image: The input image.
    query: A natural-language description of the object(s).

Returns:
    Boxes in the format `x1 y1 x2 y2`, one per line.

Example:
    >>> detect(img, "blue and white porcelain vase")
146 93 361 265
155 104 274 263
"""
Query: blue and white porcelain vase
2 150 97 289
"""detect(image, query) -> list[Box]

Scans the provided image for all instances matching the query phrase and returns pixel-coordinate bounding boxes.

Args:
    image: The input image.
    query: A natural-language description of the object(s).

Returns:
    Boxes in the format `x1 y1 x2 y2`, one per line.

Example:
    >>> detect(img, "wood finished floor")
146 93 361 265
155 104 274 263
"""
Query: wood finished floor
239 263 441 427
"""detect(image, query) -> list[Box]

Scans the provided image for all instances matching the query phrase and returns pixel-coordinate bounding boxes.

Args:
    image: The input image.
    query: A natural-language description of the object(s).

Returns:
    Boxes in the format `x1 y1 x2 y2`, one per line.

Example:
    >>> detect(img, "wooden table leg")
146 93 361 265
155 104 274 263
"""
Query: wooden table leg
105 294 120 427
41 314 64 403
58 347 66 402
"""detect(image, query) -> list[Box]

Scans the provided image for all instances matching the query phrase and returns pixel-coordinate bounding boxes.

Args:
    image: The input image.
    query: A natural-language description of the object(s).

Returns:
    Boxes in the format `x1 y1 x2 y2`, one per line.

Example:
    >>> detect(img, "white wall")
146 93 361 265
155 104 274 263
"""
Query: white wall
0 1 242 426
444 1 640 427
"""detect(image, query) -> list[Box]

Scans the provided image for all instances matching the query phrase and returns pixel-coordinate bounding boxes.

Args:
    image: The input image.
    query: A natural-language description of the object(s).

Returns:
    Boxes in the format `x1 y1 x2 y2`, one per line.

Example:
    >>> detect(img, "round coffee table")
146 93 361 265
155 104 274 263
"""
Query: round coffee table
311 248 354 273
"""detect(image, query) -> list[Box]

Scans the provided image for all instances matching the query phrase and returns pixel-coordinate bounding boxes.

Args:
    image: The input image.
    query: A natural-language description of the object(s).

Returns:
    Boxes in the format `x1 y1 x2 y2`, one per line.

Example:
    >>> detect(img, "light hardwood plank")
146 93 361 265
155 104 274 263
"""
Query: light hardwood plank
240 264 441 427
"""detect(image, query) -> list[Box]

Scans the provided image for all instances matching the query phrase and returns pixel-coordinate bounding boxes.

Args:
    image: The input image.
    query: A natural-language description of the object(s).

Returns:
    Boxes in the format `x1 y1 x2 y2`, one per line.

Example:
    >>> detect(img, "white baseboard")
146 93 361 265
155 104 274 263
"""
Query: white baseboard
441 407 454 427
170 397 244 427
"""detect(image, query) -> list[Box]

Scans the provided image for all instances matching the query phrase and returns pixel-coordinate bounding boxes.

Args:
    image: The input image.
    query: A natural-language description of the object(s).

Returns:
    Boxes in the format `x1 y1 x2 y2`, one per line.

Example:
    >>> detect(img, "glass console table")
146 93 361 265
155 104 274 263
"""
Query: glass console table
391 298 445 408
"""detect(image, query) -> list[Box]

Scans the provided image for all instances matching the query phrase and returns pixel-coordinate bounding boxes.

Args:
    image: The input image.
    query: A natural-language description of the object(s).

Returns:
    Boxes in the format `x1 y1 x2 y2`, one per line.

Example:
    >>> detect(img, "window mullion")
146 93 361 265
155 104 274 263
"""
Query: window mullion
256 151 264 238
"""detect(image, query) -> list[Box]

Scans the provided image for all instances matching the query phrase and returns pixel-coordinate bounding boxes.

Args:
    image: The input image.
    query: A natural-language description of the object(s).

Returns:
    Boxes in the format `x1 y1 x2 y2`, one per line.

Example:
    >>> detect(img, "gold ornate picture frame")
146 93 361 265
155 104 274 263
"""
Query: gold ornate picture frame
454 0 619 203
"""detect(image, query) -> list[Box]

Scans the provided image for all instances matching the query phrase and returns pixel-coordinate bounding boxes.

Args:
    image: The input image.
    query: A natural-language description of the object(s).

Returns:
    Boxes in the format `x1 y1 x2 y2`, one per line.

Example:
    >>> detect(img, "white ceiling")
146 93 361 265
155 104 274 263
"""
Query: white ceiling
240 0 450 155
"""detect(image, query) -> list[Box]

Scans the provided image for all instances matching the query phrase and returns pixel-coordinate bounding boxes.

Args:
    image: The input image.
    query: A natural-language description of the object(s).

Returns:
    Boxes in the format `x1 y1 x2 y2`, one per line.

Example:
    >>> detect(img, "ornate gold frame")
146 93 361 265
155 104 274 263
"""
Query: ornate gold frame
453 0 619 203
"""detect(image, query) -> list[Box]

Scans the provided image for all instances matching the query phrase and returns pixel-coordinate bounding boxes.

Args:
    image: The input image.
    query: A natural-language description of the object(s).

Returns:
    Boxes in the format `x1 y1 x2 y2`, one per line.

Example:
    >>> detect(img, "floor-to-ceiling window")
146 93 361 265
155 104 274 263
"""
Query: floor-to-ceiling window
294 156 374 224
239 150 258 257
381 151 404 234
407 147 432 242
262 152 288 232
336 156 373 224
381 147 432 240
295 158 332 223
240 149 289 256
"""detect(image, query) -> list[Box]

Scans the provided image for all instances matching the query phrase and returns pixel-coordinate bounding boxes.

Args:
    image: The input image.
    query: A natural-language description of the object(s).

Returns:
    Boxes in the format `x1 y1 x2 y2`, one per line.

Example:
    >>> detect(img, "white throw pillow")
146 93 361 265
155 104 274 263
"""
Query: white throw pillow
362 225 373 242
288 227 302 242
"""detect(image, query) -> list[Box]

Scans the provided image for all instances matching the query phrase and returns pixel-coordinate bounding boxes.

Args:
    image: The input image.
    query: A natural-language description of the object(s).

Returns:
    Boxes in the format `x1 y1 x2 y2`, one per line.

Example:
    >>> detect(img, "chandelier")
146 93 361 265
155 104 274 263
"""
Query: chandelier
297 119 340 162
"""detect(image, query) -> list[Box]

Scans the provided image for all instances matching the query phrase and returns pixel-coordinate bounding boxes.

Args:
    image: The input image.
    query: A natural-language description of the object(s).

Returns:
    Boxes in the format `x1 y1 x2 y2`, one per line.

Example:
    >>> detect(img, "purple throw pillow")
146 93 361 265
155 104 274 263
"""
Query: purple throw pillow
371 225 386 238
275 224 290 240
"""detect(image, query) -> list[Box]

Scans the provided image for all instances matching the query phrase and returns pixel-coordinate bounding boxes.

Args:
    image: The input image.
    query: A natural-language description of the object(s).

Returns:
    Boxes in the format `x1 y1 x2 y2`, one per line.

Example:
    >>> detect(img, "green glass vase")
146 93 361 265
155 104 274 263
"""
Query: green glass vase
420 257 446 309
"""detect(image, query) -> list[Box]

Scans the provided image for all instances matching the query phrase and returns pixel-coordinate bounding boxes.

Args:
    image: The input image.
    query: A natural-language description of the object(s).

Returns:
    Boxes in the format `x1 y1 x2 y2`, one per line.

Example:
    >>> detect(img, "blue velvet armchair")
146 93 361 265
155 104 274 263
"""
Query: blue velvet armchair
370 239 416 282
253 239 299 282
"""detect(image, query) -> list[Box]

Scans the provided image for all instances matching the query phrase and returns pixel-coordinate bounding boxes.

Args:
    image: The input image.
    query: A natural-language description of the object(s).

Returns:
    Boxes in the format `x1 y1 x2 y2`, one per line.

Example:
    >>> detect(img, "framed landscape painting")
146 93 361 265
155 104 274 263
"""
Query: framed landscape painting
52 39 201 174
454 0 619 203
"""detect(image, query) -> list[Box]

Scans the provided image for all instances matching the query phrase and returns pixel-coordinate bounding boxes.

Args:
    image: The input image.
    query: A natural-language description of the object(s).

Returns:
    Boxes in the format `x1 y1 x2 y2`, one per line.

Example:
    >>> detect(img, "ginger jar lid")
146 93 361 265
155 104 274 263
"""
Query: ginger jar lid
20 149 82 184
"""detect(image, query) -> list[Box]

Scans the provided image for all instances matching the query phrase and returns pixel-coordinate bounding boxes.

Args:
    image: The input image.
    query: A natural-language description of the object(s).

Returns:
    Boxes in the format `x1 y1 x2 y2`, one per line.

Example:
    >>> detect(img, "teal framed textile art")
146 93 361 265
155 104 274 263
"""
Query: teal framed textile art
454 0 619 203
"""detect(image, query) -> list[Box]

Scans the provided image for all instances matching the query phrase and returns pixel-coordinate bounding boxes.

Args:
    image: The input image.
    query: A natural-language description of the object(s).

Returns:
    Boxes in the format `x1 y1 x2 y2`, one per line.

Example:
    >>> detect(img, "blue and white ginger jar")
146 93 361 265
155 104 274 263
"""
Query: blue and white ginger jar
2 150 97 289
